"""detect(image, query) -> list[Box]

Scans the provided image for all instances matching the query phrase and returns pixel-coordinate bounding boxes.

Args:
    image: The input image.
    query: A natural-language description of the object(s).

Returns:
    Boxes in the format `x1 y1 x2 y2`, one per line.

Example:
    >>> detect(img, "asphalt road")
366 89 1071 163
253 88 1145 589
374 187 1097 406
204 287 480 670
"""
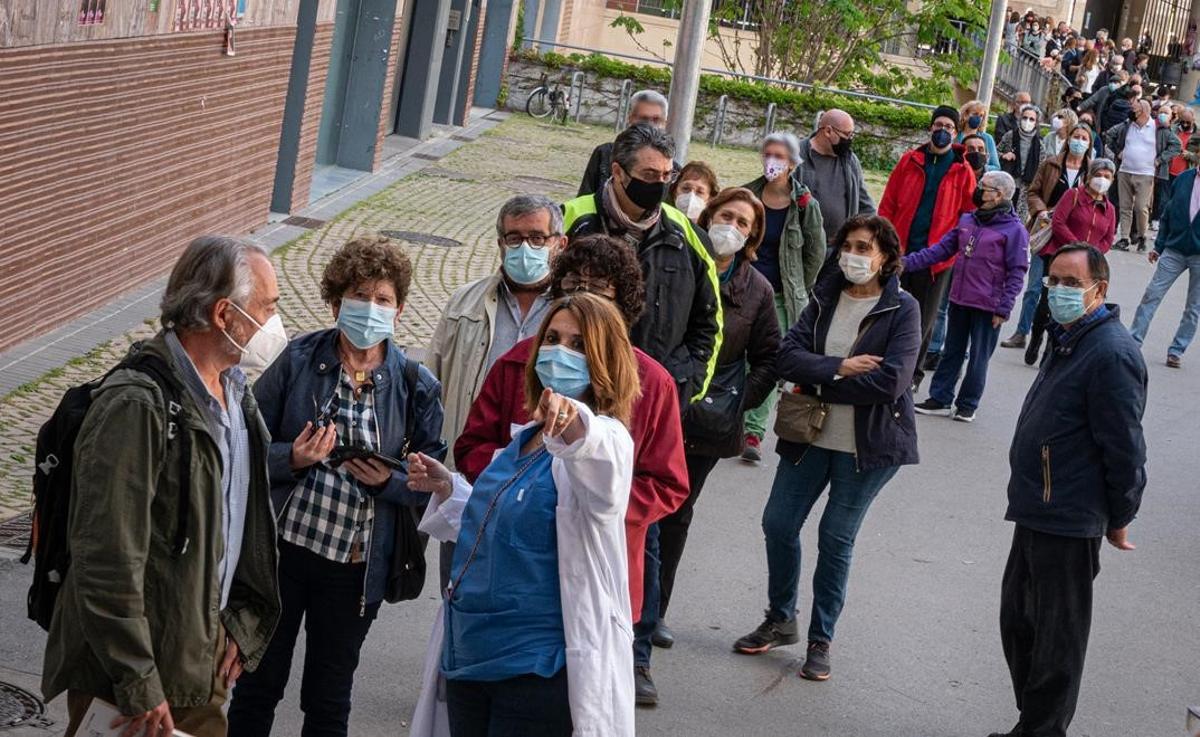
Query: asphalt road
1 247 1197 736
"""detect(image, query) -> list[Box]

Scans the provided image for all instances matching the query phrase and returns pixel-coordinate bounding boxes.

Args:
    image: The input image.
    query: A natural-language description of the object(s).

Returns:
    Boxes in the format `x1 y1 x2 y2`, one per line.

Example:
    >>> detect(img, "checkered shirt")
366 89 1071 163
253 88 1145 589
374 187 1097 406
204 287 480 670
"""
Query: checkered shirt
280 371 378 563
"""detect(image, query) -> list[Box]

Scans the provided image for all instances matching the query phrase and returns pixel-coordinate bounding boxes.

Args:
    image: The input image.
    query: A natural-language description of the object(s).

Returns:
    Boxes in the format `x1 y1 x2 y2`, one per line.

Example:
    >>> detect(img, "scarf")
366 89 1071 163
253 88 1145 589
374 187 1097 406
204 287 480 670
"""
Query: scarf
974 200 1013 223
601 178 661 238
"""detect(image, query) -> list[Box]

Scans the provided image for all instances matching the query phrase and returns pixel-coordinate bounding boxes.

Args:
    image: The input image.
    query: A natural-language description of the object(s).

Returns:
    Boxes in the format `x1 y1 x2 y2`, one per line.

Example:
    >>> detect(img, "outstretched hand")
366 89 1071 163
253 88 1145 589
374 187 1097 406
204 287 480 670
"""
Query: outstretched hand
532 388 584 443
407 452 453 502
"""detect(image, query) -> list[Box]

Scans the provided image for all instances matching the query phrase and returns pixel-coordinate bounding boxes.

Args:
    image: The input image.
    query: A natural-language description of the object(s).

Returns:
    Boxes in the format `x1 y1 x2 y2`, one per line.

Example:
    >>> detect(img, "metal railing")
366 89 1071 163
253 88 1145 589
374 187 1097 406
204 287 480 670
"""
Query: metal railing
522 39 939 112
995 45 1074 113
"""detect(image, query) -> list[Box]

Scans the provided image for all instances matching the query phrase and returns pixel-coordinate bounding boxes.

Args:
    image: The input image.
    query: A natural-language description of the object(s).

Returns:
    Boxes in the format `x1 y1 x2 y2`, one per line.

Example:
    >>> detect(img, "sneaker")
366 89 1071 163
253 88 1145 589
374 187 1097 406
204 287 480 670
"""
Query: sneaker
1112 238 1131 251
914 398 952 416
799 640 831 681
634 666 658 706
741 434 762 463
1167 354 1182 368
952 407 976 422
733 612 799 654
651 620 675 649
1136 237 1147 253
1000 332 1026 349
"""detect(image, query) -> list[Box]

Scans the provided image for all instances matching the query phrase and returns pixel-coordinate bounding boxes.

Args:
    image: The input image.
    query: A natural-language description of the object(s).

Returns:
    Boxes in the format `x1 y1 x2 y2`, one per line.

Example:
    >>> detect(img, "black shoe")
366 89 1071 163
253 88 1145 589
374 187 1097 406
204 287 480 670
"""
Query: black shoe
952 407 976 423
1113 238 1131 251
799 640 831 681
1000 332 1026 349
634 666 658 706
922 352 942 372
1136 238 1147 253
1023 332 1043 366
733 612 799 654
651 621 675 649
914 398 952 416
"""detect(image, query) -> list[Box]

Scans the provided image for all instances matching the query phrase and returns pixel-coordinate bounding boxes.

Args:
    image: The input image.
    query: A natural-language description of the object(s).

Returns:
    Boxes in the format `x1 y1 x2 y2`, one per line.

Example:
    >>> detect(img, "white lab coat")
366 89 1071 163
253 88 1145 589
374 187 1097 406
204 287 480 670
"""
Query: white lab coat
409 401 636 737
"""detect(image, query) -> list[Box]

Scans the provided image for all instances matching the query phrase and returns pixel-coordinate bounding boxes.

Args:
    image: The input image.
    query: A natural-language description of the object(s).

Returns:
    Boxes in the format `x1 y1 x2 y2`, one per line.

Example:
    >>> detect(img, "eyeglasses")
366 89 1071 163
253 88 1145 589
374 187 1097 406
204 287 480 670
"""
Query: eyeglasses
501 234 558 248
931 122 957 132
559 273 617 298
828 126 855 139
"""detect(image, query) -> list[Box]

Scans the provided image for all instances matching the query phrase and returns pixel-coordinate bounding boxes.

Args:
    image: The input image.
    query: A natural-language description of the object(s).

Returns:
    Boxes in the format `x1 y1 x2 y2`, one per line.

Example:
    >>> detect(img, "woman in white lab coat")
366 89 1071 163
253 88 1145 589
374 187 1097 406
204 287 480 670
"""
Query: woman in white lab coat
407 293 641 737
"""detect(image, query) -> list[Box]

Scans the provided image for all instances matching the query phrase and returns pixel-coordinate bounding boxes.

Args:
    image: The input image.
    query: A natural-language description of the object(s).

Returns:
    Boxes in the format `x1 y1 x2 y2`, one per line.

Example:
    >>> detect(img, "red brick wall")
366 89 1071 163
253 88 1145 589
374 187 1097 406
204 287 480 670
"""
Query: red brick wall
289 22 336 212
459 0 489 124
0 28 296 352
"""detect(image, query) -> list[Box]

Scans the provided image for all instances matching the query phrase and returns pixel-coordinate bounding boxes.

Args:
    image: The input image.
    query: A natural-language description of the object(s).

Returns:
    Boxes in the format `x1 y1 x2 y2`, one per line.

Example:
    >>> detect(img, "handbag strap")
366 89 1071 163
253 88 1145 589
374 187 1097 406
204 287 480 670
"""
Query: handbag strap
446 444 550 600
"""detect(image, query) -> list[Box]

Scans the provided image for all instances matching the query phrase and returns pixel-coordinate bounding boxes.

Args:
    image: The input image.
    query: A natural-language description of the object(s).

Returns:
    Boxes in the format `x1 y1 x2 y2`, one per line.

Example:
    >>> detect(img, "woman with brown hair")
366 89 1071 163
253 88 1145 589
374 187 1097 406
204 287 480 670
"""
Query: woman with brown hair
408 292 642 737
669 160 720 222
656 187 780 642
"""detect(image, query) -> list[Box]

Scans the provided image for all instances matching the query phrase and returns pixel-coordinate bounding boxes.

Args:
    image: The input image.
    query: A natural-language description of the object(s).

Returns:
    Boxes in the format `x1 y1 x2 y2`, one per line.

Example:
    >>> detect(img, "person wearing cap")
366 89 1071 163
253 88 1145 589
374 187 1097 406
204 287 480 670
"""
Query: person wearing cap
1023 158 1118 366
878 104 977 390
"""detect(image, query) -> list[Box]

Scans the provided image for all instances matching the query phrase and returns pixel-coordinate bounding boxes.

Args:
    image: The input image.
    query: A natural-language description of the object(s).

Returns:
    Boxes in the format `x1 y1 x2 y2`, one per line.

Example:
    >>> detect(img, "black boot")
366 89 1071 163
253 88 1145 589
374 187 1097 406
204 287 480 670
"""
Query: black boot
1024 329 1043 366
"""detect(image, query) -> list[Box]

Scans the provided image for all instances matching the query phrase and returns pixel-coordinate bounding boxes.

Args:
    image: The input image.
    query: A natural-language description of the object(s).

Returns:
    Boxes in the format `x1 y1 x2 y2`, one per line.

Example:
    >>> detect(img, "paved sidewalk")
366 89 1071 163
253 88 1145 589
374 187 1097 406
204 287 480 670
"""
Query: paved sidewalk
0 115 768 522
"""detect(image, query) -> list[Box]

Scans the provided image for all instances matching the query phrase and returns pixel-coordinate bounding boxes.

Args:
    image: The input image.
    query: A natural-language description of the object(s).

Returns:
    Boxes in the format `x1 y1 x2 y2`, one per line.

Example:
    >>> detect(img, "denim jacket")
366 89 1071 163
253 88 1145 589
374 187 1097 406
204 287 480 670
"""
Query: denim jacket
254 328 447 604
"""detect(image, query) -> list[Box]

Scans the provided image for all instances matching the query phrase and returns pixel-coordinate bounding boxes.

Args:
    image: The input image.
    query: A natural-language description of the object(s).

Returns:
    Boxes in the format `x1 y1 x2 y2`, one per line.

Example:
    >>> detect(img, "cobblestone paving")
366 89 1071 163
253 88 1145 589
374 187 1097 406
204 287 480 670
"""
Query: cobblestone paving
0 115 881 519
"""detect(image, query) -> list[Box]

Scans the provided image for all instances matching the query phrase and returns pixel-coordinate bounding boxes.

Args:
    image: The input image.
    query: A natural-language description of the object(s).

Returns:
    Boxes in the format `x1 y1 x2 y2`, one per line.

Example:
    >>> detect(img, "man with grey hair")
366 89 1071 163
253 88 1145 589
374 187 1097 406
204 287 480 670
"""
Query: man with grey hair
578 89 676 196
905 170 1029 422
43 236 283 737
1104 97 1181 251
796 109 877 243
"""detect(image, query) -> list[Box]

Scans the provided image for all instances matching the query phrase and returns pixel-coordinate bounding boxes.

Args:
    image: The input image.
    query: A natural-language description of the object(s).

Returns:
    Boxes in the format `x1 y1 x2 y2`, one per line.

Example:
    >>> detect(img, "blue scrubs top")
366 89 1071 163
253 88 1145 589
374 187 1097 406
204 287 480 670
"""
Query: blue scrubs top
441 428 566 681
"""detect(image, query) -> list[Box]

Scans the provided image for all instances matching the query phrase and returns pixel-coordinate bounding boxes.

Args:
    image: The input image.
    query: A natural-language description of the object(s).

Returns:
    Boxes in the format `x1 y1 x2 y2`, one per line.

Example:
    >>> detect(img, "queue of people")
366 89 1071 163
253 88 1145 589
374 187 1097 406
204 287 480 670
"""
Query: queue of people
35 89 1159 737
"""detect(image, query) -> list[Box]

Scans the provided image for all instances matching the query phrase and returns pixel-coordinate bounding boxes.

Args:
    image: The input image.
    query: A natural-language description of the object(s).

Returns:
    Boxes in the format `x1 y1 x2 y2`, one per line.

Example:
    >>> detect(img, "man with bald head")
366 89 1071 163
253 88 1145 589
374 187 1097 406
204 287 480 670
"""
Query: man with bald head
796 109 876 243
994 91 1032 145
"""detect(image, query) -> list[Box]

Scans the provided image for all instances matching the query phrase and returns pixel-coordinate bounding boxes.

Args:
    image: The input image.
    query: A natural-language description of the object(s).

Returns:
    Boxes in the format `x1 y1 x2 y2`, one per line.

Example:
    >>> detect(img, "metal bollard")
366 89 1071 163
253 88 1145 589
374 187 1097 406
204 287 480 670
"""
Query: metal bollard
711 95 728 146
615 80 633 132
569 71 585 122
763 102 776 137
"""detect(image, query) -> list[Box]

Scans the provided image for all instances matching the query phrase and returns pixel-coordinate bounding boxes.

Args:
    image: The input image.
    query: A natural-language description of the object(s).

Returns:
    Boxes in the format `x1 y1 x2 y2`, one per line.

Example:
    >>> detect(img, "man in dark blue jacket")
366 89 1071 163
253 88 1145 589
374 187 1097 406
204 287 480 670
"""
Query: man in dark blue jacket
991 243 1148 737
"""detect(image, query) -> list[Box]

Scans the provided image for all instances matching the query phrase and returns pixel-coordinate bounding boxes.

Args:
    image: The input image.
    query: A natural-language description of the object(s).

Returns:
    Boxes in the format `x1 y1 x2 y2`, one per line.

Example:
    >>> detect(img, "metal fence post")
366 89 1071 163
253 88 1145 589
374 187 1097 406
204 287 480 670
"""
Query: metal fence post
710 94 728 145
615 80 633 132
763 102 776 137
569 71 585 122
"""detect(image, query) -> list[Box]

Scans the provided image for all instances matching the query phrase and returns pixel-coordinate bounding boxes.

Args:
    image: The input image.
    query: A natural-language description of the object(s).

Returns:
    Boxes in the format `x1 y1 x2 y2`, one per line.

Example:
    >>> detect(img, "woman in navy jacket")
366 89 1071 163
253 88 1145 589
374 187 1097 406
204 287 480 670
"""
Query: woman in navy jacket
733 214 921 681
229 236 447 737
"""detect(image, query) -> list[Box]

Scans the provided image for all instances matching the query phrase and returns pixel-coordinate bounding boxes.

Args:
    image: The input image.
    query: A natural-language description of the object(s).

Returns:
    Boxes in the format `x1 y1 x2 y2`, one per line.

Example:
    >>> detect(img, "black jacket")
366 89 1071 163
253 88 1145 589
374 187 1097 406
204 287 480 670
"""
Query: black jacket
563 193 722 405
683 259 780 458
1006 306 1147 538
774 271 922 471
993 112 1018 147
577 142 681 197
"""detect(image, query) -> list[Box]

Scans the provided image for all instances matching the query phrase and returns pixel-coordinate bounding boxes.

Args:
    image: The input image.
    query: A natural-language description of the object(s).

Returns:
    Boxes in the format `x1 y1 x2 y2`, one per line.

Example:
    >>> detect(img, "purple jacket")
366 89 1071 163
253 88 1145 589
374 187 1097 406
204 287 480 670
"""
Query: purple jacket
903 208 1030 319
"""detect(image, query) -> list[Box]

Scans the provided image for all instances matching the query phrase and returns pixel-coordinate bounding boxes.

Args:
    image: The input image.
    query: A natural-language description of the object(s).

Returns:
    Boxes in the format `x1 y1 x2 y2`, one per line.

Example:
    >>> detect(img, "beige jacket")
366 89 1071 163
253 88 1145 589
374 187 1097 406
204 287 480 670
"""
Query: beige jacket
425 273 502 469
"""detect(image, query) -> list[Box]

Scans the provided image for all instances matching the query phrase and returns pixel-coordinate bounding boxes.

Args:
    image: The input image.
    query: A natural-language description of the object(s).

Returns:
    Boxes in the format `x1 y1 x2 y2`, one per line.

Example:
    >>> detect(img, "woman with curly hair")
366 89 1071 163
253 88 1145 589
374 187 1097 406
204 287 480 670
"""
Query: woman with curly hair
228 235 448 737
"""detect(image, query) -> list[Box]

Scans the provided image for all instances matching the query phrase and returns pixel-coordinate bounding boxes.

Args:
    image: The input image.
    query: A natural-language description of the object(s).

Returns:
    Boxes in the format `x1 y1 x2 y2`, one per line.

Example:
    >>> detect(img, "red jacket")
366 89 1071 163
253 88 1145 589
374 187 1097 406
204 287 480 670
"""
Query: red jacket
454 337 690 619
878 144 977 275
1047 185 1117 255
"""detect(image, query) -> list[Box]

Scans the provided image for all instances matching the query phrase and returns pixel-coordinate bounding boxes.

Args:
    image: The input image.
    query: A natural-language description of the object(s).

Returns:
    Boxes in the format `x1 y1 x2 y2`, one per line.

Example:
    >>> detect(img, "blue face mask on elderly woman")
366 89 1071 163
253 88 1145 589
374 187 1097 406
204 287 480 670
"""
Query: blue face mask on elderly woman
338 297 397 349
535 345 591 398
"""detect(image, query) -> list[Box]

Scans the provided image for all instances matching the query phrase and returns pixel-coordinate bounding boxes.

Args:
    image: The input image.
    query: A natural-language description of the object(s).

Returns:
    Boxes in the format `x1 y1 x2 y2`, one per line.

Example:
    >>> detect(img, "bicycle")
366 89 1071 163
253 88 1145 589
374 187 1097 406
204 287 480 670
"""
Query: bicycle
526 71 571 124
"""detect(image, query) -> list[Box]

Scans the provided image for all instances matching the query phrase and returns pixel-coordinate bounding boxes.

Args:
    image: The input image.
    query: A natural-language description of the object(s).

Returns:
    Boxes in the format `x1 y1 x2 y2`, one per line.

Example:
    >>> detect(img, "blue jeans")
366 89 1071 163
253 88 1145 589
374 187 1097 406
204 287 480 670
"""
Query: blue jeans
1016 252 1046 336
1130 248 1200 357
929 285 951 355
929 304 1001 412
762 447 898 642
632 523 660 667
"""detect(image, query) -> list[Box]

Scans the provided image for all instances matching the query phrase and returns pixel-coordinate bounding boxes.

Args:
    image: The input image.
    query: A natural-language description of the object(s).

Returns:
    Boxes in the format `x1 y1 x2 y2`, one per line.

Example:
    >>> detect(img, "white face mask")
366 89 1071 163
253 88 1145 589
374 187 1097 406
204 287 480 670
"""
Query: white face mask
763 156 789 181
1020 119 1038 133
1051 117 1063 131
709 223 748 257
674 191 706 221
225 303 289 373
839 251 878 285
1090 176 1112 194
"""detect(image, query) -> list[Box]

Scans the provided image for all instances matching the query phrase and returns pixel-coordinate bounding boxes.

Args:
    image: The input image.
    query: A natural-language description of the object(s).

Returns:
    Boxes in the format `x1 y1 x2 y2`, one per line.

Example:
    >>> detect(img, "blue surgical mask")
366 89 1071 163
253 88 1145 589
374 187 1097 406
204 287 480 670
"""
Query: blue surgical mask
1047 284 1097 324
502 242 551 286
1068 138 1090 156
535 344 591 398
337 297 396 349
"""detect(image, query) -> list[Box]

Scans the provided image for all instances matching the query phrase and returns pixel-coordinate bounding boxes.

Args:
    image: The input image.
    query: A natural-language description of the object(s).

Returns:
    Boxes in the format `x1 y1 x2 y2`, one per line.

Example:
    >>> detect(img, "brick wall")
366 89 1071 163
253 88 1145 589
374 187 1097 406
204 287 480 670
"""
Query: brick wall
289 22 336 212
459 0 489 124
0 28 296 352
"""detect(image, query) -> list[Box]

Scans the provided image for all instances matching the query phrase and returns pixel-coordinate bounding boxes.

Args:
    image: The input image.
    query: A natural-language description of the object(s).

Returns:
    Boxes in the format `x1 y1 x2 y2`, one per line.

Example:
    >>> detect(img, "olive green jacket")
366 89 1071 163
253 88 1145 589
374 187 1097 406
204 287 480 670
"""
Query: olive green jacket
746 175 828 325
42 334 280 714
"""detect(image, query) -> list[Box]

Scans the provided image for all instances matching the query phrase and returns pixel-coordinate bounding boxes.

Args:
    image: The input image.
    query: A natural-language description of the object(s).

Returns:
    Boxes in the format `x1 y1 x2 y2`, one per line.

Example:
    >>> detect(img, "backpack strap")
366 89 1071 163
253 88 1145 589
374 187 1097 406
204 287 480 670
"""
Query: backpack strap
124 352 191 558
400 356 421 457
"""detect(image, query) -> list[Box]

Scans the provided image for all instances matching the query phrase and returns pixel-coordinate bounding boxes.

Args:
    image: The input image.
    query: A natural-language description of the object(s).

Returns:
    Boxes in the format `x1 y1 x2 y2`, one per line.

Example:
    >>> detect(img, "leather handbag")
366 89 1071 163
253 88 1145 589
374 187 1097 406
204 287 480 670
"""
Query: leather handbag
774 388 830 445
683 360 747 446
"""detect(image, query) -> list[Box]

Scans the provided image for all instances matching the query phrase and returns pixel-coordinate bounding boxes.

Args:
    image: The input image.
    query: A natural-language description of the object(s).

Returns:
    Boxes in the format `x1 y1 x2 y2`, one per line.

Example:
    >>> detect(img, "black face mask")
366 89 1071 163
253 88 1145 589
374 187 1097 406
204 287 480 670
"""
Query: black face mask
972 187 987 208
832 135 853 157
1182 122 1194 132
619 168 667 212
966 151 988 172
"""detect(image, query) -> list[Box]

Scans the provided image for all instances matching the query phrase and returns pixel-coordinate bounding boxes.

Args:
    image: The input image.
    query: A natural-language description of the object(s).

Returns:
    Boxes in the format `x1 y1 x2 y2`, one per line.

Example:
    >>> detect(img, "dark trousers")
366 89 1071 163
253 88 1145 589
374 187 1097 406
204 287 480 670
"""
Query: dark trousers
632 523 661 667
1000 525 1101 737
900 267 953 388
1028 254 1055 362
446 669 572 737
928 304 1001 411
228 540 380 737
657 453 720 619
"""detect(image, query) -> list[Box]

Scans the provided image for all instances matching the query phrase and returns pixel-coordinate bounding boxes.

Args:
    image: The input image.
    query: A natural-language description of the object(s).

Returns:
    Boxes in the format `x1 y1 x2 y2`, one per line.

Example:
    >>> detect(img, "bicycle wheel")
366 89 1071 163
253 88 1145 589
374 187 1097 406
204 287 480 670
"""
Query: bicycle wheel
555 93 571 124
526 88 551 118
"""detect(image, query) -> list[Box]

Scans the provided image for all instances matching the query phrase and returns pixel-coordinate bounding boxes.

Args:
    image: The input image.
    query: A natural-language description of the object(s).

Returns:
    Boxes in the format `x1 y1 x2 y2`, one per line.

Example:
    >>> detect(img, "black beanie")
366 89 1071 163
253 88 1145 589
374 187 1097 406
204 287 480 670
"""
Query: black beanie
932 105 960 128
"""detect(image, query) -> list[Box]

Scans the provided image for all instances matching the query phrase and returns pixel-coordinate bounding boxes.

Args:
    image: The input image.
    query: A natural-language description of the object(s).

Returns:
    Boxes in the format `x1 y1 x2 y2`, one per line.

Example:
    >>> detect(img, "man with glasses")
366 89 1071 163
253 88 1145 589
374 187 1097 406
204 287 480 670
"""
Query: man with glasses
991 242 1146 737
797 109 877 244
454 233 690 709
562 123 722 706
879 104 978 390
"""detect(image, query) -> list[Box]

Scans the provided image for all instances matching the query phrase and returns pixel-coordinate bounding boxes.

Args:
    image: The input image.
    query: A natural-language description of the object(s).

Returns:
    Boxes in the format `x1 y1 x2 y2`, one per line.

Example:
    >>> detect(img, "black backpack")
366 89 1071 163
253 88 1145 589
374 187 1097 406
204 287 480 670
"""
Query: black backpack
384 356 429 603
22 349 192 631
